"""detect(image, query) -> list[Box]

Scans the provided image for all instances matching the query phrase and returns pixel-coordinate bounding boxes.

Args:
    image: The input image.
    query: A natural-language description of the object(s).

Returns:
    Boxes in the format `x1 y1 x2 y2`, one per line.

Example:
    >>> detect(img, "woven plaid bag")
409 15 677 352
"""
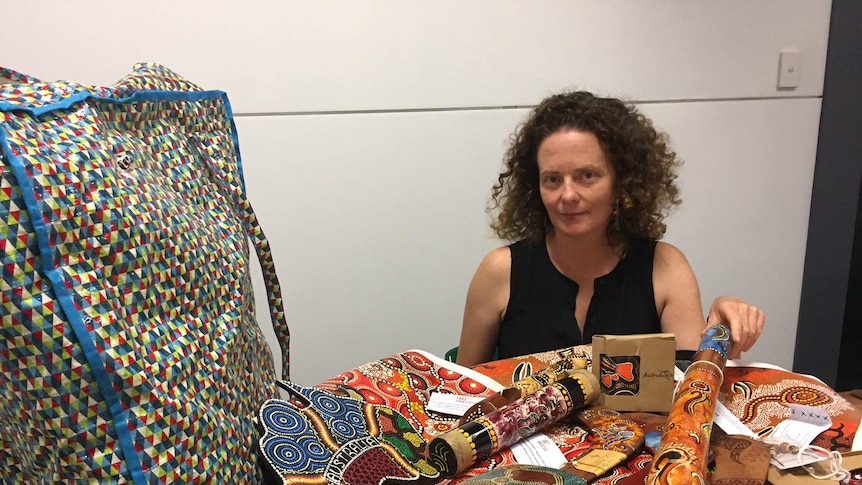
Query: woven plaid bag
0 64 290 483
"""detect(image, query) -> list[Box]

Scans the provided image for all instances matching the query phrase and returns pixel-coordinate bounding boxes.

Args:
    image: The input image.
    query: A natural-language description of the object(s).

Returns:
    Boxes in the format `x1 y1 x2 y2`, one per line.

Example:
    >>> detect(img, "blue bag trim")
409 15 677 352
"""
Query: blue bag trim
222 92 247 191
2 87 214 114
0 128 146 484
0 82 248 191
0 85 92 114
0 87 245 483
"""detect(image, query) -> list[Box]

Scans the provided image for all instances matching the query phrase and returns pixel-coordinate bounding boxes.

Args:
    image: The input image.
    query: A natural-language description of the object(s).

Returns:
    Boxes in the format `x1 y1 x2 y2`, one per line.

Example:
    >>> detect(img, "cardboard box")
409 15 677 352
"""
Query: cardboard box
591 333 676 412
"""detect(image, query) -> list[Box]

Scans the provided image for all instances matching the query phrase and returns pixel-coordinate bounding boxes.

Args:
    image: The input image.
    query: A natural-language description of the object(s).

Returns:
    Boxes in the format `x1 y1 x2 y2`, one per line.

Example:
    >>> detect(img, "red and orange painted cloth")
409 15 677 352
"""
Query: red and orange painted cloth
256 350 506 485
721 362 862 452
257 347 657 485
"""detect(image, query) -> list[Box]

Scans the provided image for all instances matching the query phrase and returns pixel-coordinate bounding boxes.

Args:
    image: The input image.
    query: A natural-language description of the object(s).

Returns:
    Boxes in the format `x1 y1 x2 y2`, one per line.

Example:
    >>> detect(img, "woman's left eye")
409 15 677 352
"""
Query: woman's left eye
582 171 594 179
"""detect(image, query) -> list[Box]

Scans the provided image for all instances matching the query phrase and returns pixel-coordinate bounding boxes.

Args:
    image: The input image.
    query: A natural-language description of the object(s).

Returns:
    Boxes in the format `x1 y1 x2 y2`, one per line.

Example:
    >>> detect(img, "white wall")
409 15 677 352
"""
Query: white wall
1 1 832 385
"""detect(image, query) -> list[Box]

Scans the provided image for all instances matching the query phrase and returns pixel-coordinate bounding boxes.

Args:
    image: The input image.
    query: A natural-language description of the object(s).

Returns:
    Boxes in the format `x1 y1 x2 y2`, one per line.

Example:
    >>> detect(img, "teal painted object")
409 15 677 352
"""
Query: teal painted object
445 346 459 362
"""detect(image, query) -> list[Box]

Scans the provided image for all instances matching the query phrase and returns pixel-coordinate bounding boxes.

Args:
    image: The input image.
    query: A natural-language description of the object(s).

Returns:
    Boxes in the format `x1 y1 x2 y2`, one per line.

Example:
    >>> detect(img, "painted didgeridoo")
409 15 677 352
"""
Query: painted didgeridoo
428 369 600 477
646 324 732 485
459 354 589 425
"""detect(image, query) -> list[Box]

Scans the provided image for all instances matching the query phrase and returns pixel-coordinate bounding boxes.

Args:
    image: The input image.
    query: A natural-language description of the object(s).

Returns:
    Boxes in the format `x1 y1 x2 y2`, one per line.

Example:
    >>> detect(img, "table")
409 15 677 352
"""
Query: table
841 390 862 414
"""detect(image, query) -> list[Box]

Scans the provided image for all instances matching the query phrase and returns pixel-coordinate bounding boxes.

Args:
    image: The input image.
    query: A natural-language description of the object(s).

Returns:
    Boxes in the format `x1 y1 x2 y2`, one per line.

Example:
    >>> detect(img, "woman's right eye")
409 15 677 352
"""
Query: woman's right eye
542 175 560 185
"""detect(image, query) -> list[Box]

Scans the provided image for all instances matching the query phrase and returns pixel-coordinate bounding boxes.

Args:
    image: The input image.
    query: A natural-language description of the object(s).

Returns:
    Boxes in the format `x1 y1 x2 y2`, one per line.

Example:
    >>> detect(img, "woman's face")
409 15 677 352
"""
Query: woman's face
536 129 616 240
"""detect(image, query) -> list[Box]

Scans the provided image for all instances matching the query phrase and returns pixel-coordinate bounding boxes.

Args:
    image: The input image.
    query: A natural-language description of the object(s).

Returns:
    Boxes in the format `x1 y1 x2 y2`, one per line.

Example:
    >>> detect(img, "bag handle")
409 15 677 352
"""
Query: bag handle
189 134 291 381
240 196 291 382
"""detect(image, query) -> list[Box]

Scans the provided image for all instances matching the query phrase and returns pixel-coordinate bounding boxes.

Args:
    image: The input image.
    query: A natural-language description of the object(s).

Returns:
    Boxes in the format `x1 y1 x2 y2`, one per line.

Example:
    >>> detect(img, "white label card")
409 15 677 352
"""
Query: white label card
769 404 832 447
510 433 568 468
767 404 834 470
713 402 759 438
426 392 485 416
770 447 830 470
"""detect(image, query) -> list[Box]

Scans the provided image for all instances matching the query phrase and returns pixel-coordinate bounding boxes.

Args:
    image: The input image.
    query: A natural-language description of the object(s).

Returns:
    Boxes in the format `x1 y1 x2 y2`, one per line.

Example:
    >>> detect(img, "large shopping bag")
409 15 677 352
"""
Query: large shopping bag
0 63 290 483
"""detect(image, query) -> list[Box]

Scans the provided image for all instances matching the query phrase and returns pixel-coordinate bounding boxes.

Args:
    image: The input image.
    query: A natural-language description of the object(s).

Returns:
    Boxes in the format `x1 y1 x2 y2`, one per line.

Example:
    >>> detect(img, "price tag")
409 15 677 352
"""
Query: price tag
713 401 759 438
767 404 833 470
510 433 567 468
426 392 485 416
770 404 832 447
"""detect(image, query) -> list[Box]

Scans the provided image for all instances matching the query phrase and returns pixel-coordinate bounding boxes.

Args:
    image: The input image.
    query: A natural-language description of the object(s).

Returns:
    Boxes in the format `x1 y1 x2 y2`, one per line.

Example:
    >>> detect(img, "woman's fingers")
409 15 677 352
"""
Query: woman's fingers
706 297 765 359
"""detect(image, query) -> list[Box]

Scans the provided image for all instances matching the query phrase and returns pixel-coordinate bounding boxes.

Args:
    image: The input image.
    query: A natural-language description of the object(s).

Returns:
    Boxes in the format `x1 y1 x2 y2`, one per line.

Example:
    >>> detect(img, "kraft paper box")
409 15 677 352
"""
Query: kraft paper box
591 333 676 412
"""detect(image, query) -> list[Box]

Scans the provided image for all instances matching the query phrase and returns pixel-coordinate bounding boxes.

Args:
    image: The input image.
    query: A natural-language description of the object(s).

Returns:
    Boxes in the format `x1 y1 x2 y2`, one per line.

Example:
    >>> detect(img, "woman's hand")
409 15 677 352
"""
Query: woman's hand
706 296 765 359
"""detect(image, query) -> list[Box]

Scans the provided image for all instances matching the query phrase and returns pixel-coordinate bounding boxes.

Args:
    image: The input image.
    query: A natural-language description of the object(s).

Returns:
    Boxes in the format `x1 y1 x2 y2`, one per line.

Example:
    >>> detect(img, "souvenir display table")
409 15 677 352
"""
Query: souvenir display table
256 345 862 485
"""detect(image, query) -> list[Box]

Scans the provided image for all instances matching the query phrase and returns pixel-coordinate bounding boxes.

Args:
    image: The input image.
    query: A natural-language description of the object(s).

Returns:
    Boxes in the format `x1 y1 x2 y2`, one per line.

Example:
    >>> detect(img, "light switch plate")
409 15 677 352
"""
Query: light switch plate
778 50 801 89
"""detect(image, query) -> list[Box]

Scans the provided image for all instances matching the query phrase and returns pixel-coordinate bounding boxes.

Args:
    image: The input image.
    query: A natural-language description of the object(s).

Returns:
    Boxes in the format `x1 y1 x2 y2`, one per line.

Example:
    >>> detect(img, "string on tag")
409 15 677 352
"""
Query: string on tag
797 444 849 482
765 440 850 482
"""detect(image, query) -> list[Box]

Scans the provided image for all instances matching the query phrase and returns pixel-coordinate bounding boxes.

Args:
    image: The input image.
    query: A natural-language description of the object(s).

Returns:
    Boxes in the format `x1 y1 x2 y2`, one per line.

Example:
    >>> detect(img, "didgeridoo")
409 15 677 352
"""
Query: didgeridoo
646 324 732 485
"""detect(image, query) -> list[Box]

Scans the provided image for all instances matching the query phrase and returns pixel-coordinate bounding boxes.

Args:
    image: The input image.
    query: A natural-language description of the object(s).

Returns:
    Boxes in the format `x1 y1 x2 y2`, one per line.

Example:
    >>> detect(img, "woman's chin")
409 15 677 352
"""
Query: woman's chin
554 225 601 239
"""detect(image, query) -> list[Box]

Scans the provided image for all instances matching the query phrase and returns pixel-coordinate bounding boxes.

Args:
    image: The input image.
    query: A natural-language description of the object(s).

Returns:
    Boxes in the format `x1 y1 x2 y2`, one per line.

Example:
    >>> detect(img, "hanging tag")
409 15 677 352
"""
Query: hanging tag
766 404 833 470
426 392 485 416
713 401 759 438
770 404 832 447
510 433 568 468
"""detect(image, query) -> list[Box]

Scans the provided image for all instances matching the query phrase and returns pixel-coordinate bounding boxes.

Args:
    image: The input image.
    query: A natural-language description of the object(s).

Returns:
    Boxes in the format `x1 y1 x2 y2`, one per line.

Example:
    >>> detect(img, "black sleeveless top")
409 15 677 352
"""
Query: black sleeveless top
497 238 662 359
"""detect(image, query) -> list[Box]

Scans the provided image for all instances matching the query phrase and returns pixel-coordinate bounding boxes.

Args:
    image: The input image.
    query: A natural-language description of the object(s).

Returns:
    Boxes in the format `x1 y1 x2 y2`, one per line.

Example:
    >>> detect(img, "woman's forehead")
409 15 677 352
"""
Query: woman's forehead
537 130 611 170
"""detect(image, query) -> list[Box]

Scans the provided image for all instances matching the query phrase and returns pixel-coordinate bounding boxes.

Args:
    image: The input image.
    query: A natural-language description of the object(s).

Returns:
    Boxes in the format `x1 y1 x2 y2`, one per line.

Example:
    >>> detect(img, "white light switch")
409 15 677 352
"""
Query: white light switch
778 50 801 89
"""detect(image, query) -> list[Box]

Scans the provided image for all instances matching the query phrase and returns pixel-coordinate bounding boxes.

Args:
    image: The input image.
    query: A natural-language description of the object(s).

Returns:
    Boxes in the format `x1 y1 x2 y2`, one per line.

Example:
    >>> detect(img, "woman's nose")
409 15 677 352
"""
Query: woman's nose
561 180 579 203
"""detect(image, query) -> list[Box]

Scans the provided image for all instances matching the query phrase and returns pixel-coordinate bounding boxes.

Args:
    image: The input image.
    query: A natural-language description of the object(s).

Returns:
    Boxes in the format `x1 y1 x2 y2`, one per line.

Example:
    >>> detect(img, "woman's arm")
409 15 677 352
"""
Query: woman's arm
456 247 511 367
654 242 765 359
654 242 707 351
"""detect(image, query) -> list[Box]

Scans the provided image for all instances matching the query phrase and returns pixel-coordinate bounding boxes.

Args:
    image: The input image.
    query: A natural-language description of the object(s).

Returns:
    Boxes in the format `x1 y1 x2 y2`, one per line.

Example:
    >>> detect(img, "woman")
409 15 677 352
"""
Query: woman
456 91 764 367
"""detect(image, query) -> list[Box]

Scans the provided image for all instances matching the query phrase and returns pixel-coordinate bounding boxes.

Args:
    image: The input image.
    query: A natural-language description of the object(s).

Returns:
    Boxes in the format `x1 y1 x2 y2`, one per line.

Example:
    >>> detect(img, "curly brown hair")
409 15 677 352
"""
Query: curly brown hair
489 91 682 247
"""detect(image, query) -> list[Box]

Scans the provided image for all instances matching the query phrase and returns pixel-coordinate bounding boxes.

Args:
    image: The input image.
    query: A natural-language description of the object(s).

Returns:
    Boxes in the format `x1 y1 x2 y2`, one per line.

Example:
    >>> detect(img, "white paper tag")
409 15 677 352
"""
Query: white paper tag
766 404 833 470
713 401 759 438
510 433 567 468
673 365 685 382
426 392 485 416
769 404 832 447
770 447 830 470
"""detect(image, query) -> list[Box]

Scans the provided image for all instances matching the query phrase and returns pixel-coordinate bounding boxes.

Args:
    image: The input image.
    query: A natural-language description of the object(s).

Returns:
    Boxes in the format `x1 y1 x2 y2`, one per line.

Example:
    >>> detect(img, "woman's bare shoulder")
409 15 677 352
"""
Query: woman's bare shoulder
653 240 700 311
653 241 690 272
468 246 512 304
481 245 512 269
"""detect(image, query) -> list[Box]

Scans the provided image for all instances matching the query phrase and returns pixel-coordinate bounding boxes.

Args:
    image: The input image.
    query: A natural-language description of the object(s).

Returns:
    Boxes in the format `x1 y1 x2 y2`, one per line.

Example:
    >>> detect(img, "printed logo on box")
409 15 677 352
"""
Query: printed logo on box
599 354 639 395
